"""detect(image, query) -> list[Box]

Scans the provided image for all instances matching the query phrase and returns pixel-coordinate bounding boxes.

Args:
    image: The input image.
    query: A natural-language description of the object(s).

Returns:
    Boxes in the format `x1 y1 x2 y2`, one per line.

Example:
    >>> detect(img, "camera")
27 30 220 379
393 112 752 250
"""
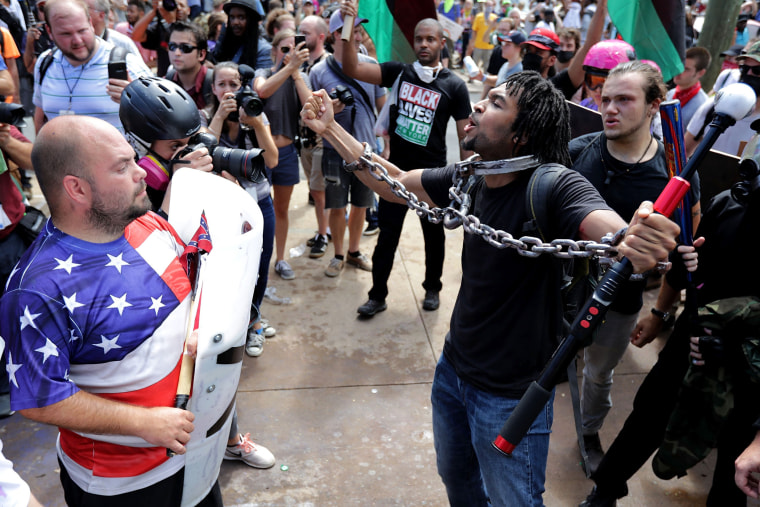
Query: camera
179 132 266 182
228 64 264 122
0 103 26 126
329 85 354 106
162 0 177 11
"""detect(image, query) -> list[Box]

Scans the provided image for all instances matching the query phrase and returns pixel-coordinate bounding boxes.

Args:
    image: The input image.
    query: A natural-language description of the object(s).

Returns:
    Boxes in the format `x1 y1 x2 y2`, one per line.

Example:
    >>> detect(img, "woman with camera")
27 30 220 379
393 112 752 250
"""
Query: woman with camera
253 28 311 280
204 61 280 356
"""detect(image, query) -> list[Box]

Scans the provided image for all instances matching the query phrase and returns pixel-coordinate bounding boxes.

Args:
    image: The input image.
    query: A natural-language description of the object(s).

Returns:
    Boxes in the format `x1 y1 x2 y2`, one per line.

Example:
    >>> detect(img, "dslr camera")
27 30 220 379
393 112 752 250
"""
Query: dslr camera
329 85 354 106
228 64 264 122
0 103 26 126
179 131 266 182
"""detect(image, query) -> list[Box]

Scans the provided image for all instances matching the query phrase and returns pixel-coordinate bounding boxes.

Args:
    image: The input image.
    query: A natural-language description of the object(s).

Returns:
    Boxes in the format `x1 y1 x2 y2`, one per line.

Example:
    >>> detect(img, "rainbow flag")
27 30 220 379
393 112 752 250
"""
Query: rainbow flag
358 0 437 63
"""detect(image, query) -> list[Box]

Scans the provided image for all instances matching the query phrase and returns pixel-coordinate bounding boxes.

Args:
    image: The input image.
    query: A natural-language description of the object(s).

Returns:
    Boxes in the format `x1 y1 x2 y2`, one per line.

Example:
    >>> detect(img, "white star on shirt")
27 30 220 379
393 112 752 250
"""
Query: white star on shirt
35 338 59 364
62 293 85 314
6 352 21 389
53 255 81 275
107 294 132 315
69 328 79 342
19 306 41 331
149 295 166 316
105 253 130 273
94 334 122 354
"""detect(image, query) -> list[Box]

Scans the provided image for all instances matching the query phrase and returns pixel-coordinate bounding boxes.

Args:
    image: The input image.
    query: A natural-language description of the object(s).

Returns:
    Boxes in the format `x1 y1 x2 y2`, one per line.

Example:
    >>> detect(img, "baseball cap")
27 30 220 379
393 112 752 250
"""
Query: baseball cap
738 40 760 64
722 44 746 57
329 10 368 33
522 27 560 52
498 29 526 46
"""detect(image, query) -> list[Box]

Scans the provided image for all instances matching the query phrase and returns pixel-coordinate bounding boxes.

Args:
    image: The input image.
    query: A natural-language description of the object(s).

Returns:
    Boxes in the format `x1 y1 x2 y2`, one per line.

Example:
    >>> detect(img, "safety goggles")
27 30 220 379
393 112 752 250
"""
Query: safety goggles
168 42 198 53
740 63 760 76
584 72 607 91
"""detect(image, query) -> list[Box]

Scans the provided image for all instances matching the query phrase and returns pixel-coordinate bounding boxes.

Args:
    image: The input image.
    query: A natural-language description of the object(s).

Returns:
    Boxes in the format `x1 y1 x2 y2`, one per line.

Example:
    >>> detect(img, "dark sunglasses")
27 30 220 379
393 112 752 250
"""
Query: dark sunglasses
740 64 760 76
584 72 607 91
168 42 198 53
280 46 291 53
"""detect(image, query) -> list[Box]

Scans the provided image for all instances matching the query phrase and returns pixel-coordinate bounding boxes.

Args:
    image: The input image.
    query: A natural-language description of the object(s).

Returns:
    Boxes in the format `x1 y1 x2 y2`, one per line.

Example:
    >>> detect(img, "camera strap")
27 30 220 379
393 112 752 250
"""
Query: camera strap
326 56 376 122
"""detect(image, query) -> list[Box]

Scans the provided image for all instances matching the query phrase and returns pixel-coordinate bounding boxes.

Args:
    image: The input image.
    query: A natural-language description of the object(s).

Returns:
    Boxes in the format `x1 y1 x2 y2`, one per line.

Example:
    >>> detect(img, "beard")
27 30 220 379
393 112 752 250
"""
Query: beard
87 186 151 236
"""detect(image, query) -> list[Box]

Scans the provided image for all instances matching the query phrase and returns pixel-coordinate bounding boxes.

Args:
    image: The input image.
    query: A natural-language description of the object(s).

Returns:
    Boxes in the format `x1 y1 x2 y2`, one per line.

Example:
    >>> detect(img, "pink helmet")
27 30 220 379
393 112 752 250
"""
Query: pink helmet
583 40 636 74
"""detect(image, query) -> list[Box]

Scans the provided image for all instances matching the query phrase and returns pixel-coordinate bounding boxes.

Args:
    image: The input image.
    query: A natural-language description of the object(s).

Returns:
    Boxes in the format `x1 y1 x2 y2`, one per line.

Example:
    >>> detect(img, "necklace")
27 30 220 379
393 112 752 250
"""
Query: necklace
61 60 87 110
601 134 654 186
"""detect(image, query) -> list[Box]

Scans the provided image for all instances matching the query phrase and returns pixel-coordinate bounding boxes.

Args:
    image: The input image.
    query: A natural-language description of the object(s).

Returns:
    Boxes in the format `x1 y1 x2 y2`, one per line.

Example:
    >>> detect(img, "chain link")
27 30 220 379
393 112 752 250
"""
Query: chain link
362 155 618 261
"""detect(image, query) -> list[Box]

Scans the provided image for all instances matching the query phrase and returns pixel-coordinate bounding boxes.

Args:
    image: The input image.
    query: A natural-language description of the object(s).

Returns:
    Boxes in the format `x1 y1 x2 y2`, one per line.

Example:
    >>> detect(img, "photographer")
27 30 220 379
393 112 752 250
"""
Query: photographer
119 76 277 471
204 61 279 355
254 28 310 280
309 10 385 278
131 0 191 76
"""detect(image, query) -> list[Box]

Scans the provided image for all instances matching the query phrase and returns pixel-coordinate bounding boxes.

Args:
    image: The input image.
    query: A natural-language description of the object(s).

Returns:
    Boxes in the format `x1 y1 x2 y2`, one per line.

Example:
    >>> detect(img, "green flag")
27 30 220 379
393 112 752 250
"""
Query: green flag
608 0 686 81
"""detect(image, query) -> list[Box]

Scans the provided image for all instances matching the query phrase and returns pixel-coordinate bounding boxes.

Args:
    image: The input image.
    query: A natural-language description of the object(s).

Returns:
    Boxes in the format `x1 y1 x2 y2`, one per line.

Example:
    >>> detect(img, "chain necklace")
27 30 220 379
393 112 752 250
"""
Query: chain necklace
601 134 655 186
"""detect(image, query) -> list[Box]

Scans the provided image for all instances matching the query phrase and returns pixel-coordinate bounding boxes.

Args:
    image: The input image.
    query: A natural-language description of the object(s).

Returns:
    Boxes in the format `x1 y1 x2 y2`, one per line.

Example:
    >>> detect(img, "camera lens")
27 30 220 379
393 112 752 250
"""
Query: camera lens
212 147 266 181
241 95 264 117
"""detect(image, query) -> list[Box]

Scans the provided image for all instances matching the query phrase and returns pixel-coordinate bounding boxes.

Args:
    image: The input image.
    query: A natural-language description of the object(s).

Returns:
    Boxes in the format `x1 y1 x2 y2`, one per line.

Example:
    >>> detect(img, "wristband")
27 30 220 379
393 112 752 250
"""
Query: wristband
481 74 487 83
650 307 674 325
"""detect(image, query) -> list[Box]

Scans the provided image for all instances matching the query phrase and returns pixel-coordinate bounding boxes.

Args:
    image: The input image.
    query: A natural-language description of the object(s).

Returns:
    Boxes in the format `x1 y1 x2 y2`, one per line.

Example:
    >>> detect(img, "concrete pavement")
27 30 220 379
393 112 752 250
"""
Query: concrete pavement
0 73 736 506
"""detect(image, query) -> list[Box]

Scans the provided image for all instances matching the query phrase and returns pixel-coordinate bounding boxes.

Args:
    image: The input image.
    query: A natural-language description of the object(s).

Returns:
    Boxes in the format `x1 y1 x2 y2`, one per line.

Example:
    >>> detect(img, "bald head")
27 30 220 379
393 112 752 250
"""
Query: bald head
44 0 90 22
32 116 118 213
415 18 444 40
301 15 327 37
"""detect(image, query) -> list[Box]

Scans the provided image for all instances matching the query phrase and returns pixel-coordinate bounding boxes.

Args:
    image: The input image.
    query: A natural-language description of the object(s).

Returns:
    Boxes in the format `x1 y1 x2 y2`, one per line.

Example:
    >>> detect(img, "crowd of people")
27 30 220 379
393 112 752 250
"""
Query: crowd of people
1 0 760 505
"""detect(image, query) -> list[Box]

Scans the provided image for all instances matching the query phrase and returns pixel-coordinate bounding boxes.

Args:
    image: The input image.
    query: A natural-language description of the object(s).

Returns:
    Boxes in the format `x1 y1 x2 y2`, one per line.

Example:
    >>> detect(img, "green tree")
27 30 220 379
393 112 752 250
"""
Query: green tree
698 0 743 91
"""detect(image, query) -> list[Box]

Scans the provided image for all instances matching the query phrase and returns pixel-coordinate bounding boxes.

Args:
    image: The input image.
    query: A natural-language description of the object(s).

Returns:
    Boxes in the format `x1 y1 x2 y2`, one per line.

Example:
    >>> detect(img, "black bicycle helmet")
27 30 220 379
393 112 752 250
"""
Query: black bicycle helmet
119 76 201 144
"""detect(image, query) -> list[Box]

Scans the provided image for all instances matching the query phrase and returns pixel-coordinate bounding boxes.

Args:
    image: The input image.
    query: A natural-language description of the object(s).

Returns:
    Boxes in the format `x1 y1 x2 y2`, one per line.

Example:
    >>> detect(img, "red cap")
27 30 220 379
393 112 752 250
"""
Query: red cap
522 28 560 52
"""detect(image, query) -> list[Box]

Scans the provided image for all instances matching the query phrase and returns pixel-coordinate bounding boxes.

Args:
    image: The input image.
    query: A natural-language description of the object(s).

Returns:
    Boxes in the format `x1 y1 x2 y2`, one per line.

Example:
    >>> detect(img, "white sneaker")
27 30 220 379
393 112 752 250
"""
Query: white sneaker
224 433 275 468
260 317 276 338
245 329 265 357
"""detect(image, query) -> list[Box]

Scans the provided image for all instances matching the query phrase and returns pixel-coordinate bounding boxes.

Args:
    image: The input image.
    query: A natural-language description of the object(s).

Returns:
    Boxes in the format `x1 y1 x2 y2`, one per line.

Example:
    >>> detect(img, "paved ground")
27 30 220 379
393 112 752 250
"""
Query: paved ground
1 73 739 506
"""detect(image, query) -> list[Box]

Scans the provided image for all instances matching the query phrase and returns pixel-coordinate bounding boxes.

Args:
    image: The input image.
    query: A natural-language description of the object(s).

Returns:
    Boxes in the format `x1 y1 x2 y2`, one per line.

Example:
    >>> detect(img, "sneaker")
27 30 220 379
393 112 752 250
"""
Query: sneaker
422 290 440 311
346 252 372 271
309 234 328 258
260 317 276 338
245 328 265 357
357 298 387 317
224 433 275 469
363 223 379 236
325 257 344 277
582 433 605 477
275 260 295 280
579 486 619 507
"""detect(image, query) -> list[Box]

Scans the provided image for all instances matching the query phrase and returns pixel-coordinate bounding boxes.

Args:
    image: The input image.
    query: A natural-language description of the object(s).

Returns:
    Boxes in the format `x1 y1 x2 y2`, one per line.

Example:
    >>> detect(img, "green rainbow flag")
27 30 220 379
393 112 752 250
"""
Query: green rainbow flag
608 0 686 81
358 0 437 63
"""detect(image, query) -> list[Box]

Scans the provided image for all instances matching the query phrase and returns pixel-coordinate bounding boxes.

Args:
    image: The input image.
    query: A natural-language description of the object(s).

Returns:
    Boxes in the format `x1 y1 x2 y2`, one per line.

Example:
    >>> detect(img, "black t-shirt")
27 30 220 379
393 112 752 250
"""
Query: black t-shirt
549 69 578 100
486 46 507 75
570 132 702 313
380 61 472 170
422 164 610 396
141 18 173 77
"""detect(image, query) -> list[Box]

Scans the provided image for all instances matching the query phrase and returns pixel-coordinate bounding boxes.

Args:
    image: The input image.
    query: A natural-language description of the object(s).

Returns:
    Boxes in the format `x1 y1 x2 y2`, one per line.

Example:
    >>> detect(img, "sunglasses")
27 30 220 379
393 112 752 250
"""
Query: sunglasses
740 64 760 76
584 72 607 91
280 46 291 53
168 42 198 53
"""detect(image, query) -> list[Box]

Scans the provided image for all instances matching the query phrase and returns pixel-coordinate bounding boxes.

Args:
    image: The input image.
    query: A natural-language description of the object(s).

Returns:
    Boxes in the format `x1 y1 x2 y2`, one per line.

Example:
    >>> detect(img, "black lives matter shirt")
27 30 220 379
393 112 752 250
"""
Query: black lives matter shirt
422 165 610 397
379 61 472 170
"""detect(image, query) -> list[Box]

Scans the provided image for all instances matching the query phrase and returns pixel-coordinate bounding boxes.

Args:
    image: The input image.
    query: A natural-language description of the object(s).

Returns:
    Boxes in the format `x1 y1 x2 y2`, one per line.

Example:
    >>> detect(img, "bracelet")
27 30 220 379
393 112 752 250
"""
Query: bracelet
344 142 373 172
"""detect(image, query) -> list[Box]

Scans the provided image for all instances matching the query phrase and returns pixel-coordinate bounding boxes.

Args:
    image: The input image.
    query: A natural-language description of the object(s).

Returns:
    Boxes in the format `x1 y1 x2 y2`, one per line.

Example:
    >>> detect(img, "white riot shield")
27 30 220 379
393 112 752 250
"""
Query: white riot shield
167 169 263 506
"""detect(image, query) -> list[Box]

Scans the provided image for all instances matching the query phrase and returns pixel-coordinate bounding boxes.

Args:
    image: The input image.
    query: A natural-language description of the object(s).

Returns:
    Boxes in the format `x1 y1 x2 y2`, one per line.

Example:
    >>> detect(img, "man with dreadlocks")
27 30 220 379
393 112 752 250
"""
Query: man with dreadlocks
301 71 679 506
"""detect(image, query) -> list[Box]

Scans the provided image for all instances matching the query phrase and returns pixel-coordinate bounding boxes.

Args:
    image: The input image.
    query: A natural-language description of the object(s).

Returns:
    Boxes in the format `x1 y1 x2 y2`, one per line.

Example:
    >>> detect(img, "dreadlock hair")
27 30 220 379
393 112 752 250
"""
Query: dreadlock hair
503 71 571 166
214 5 262 69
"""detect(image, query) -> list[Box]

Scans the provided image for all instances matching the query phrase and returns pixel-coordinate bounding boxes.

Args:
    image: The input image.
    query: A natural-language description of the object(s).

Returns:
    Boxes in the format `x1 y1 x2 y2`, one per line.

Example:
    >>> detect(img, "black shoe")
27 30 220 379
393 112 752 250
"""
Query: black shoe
579 486 619 507
422 290 439 311
309 234 327 258
582 433 605 476
357 299 387 317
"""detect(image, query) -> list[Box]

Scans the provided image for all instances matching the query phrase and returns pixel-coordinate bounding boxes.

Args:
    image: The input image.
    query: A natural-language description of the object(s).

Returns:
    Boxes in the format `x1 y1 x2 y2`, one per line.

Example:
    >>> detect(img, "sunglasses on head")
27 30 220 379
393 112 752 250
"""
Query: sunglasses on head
168 42 198 53
740 63 760 76
584 72 607 91
280 46 291 53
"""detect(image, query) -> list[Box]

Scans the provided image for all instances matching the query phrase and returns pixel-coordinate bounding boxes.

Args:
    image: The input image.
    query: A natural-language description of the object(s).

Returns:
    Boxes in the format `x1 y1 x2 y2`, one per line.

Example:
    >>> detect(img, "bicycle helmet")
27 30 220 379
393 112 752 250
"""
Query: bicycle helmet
583 40 636 75
120 77 201 153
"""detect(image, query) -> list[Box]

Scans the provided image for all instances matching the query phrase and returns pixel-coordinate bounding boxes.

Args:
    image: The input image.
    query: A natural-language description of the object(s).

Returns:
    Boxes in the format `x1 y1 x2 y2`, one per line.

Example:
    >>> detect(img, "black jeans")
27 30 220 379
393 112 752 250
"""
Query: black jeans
592 318 758 506
368 197 445 302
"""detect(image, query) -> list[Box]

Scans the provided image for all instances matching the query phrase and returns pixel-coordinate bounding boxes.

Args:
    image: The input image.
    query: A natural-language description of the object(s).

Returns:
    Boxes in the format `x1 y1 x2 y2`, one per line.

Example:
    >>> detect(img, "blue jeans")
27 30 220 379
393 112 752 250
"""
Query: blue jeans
431 353 554 507
252 195 275 311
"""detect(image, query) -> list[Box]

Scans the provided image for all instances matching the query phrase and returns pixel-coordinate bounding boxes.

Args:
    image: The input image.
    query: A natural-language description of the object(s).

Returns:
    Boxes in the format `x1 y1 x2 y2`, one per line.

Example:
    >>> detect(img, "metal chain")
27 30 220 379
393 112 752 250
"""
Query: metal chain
358 154 619 262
